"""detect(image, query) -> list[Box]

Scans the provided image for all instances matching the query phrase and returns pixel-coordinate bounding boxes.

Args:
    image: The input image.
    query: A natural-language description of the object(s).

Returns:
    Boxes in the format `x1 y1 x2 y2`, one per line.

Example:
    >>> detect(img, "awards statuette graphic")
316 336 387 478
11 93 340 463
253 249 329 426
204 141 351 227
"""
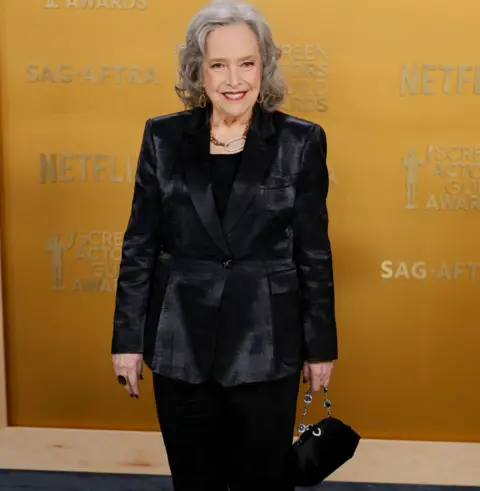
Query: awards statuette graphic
402 148 425 209
47 232 75 291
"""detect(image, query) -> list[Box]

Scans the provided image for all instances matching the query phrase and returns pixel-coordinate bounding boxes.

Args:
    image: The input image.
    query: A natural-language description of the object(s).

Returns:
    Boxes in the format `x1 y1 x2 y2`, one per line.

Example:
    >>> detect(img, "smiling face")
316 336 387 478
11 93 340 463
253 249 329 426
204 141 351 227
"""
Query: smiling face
201 22 262 121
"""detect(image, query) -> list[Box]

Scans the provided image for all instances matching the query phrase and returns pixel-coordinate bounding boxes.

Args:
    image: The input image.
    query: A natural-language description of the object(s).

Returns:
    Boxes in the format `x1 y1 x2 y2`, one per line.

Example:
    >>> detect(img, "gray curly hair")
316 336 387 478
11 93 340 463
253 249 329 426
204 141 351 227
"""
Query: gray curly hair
175 0 286 112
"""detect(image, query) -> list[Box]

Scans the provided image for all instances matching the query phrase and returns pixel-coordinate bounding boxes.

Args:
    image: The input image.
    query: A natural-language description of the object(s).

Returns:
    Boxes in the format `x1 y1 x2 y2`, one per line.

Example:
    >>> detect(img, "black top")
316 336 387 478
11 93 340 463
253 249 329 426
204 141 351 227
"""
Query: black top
209 151 243 221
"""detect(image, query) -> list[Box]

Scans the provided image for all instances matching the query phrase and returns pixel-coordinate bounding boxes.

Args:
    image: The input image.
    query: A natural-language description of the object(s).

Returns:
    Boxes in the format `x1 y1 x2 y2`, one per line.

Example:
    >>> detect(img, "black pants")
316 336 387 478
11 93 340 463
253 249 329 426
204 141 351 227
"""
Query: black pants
153 373 301 491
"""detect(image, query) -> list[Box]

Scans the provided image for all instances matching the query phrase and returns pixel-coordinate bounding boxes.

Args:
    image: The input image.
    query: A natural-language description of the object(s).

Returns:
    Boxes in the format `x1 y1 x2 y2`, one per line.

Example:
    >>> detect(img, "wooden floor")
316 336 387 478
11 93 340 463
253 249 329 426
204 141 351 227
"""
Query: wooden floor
1 470 479 491
1 427 480 487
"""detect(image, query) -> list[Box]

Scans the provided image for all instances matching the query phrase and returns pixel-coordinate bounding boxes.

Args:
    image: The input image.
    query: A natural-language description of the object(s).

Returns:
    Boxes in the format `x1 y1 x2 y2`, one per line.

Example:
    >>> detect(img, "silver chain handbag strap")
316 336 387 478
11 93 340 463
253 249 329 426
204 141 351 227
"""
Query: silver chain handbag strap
297 386 332 435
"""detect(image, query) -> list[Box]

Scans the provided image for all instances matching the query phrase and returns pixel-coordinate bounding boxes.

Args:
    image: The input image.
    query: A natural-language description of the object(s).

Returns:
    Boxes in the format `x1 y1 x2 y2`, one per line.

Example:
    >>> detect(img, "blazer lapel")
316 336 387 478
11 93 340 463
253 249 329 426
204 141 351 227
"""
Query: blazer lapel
222 105 276 235
182 108 231 258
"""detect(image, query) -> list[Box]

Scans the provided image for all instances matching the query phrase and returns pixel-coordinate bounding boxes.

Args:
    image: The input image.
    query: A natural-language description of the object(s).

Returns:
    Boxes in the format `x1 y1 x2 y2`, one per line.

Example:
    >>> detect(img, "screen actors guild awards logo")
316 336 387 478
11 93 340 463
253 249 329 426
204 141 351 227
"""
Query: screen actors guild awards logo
401 145 480 211
279 44 329 113
46 231 122 292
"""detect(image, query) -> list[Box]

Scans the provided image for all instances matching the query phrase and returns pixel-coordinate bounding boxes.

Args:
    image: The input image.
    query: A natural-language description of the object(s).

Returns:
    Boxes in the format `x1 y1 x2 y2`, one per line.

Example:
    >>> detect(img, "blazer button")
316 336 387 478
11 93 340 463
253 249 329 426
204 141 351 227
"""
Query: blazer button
222 259 233 269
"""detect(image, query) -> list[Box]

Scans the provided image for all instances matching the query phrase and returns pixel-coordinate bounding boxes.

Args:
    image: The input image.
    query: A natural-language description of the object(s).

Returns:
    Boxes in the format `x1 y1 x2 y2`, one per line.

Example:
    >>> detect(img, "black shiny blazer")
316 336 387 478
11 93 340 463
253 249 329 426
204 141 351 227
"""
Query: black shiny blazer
111 103 338 386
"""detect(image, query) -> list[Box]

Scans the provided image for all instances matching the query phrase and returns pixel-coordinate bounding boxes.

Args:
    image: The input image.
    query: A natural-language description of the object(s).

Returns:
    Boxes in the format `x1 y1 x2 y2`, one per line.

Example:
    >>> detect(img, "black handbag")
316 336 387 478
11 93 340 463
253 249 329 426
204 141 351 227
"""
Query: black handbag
291 386 361 487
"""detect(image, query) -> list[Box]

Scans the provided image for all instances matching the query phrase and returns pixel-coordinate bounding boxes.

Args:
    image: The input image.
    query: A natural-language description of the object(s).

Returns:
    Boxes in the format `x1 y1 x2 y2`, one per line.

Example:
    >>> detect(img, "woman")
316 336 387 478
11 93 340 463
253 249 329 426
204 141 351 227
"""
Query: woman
111 1 337 490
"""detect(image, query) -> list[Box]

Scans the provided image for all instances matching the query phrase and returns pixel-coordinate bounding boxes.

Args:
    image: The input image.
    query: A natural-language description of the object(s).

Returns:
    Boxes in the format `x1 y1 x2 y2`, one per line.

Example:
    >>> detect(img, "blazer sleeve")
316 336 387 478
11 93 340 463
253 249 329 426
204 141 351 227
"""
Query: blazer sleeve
293 123 338 362
111 119 162 354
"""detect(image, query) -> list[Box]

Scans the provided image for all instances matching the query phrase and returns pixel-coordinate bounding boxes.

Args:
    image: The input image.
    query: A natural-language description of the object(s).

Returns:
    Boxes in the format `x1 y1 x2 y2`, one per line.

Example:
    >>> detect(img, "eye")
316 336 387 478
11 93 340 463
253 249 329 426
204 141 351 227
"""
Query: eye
242 61 255 68
211 63 223 69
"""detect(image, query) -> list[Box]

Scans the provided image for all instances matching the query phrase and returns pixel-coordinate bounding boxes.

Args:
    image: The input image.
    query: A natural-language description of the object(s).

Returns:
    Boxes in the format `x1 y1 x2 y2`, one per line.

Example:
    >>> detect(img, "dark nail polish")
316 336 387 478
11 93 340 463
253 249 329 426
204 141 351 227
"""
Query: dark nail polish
139 375 144 380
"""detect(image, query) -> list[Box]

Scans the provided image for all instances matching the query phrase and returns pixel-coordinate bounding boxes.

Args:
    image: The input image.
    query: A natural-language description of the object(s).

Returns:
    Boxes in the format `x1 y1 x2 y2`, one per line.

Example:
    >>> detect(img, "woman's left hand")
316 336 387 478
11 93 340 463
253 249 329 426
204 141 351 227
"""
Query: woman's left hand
303 360 334 393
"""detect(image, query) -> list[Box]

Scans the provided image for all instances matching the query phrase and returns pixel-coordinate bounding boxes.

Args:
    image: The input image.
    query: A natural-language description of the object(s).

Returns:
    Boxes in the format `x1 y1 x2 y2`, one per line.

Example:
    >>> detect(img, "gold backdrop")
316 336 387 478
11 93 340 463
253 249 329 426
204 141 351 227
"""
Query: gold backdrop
1 0 479 441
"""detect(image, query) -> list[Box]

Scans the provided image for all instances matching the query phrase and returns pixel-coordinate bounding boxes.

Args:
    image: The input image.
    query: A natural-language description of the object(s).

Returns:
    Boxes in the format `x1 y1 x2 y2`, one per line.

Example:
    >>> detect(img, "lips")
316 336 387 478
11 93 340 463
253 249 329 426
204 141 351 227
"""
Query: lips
223 91 247 101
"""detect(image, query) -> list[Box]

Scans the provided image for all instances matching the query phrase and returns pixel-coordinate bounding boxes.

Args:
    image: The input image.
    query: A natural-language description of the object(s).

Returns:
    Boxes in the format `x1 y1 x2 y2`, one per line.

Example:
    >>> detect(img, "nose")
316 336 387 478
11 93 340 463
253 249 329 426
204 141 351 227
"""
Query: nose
226 66 240 87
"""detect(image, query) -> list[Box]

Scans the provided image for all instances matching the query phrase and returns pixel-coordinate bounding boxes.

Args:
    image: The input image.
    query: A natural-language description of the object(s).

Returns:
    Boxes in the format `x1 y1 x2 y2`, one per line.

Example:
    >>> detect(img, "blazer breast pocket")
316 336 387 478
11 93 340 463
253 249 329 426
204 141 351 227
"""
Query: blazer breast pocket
259 174 297 211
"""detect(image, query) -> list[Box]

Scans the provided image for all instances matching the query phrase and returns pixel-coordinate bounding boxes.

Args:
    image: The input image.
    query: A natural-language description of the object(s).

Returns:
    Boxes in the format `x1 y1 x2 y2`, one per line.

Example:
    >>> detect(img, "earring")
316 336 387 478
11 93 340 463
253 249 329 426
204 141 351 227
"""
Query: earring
199 91 207 108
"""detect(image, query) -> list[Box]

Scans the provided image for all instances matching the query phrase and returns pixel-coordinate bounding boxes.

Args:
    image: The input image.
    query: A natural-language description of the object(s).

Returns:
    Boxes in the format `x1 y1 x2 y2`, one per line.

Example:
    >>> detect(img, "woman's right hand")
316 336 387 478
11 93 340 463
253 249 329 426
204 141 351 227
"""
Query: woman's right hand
112 353 143 398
